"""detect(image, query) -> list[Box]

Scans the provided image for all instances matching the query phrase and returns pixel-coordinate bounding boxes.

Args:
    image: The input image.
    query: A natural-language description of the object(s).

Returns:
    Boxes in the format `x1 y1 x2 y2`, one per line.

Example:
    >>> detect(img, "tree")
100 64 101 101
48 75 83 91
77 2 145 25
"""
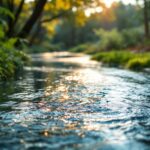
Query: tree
144 0 149 38
18 0 47 38
7 0 25 37
25 0 99 44
0 0 3 7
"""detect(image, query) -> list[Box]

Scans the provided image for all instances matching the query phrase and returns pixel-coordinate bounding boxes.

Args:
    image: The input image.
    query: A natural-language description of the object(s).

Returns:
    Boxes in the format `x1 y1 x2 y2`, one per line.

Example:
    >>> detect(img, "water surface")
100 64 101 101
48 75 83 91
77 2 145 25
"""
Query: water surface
0 52 150 150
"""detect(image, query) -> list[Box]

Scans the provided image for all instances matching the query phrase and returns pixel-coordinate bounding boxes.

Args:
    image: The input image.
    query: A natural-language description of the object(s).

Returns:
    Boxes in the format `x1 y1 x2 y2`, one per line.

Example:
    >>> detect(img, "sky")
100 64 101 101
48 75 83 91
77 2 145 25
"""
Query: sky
104 0 136 7
103 0 136 7
26 0 136 7
84 0 137 17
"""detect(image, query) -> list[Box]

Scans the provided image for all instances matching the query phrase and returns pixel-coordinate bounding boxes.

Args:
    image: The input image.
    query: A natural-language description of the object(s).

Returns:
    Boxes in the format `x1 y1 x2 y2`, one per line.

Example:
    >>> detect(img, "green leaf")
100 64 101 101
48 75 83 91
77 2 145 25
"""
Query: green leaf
0 25 5 39
0 6 14 20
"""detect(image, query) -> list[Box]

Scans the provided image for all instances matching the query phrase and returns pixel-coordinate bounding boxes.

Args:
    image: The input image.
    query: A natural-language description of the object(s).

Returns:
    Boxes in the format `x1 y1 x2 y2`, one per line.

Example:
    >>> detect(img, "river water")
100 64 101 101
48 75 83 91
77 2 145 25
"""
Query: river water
0 52 150 150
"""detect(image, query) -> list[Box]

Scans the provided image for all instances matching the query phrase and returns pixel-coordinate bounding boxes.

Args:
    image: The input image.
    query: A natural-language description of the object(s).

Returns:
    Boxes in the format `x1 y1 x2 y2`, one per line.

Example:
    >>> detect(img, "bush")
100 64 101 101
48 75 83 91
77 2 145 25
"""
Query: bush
126 57 150 70
0 7 29 79
95 29 124 51
28 43 61 53
70 44 90 53
69 27 145 55
92 51 133 66
92 51 150 70
0 29 29 79
0 49 29 79
122 27 144 47
70 43 102 54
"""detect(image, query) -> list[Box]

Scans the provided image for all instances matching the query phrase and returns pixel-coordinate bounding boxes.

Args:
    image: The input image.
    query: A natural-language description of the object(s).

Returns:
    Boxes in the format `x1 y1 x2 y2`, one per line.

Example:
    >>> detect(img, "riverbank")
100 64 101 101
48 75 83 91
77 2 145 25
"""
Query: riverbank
70 45 150 70
91 50 150 70
0 49 29 79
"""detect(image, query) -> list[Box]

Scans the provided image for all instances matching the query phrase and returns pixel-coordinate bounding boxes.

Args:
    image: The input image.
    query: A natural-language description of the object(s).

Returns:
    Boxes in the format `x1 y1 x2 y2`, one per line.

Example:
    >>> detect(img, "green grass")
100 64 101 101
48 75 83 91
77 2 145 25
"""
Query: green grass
92 51 150 70
69 43 100 55
126 57 150 70
70 44 90 53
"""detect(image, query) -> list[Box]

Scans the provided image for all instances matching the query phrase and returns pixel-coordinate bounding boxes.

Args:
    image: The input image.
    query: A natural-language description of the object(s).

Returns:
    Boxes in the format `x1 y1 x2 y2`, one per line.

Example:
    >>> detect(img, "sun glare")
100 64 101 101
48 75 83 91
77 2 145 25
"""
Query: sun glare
103 0 136 7
85 0 137 17
85 7 102 17
104 0 114 7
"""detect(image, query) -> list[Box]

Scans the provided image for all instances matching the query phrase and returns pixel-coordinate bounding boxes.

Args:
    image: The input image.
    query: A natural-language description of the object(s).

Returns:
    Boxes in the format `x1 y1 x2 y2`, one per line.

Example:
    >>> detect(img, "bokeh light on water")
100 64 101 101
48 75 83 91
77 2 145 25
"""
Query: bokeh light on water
0 52 150 150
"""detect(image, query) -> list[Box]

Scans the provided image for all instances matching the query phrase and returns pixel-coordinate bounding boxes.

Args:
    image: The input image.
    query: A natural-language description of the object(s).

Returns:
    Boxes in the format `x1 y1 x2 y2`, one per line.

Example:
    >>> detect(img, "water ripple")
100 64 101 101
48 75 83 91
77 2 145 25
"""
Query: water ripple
0 52 150 150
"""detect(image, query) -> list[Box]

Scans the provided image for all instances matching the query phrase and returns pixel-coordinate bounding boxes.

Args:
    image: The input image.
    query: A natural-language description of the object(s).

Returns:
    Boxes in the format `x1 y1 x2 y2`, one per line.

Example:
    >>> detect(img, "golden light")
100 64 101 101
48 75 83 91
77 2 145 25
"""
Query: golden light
85 7 103 17
103 0 136 8
43 131 49 137
84 0 136 17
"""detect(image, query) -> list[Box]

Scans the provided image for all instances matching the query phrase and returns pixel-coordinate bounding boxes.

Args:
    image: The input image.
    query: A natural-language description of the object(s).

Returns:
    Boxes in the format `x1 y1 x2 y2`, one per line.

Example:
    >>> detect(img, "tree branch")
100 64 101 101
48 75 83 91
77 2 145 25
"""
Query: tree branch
40 11 67 23
18 0 47 38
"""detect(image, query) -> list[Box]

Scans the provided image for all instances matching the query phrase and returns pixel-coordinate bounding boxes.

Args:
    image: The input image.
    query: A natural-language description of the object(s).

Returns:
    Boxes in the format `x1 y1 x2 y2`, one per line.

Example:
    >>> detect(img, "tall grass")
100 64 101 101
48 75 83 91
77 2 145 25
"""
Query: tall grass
92 51 150 70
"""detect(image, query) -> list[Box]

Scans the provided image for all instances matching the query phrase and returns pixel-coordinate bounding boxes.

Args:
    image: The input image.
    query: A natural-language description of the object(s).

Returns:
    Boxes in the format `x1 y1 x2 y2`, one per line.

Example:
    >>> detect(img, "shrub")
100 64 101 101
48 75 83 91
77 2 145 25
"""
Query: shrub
92 51 150 70
92 51 133 67
70 44 90 53
122 27 144 47
0 47 29 79
69 27 146 55
28 43 61 53
126 57 150 70
0 30 29 79
70 43 102 54
95 29 124 51
0 6 29 79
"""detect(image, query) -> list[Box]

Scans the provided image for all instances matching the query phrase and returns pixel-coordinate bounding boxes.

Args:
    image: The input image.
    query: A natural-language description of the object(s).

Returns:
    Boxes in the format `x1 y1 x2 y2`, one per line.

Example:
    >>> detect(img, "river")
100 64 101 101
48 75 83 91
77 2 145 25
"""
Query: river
0 52 150 150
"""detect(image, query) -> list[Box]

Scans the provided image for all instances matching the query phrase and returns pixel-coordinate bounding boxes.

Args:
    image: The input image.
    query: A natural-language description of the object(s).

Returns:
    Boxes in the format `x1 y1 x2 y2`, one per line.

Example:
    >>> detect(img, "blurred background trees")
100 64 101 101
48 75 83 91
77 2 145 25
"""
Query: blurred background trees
0 0 149 48
0 0 150 78
143 0 150 38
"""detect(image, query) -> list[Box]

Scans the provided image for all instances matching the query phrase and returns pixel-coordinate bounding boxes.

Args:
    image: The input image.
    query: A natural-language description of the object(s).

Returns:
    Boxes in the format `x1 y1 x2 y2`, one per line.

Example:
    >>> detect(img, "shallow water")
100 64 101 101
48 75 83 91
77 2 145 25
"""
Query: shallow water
0 52 150 150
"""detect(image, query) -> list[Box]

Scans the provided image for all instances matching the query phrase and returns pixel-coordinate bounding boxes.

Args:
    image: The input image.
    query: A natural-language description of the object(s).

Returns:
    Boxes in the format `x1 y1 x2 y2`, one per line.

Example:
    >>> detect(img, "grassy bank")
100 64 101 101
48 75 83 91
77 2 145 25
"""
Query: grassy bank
0 38 29 80
0 23 29 79
92 51 150 70
69 27 150 71
0 49 29 79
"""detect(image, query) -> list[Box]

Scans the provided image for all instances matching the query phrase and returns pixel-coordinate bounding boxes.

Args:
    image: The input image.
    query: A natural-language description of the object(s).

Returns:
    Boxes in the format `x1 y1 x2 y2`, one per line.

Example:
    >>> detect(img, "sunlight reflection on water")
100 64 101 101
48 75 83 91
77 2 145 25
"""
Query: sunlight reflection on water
0 52 150 150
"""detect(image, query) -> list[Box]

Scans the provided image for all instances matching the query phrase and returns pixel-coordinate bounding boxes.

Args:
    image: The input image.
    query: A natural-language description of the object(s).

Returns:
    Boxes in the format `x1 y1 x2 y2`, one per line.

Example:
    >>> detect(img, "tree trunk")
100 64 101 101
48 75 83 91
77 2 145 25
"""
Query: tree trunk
6 0 14 35
144 0 149 38
18 0 47 38
0 0 3 6
7 0 25 37
29 16 42 45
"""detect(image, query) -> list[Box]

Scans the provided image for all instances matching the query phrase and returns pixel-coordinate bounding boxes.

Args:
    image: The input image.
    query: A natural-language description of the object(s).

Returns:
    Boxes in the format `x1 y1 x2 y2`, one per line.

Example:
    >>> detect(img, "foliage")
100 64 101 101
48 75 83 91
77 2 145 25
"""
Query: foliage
0 6 14 19
70 26 145 55
53 2 144 49
0 0 149 74
29 43 61 53
113 2 143 30
95 27 144 51
92 51 150 70
126 57 150 70
69 43 100 54
0 25 5 38
95 29 123 51
122 27 144 47
0 43 29 79
70 44 90 53
92 51 132 66
0 7 29 79
0 2 49 78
